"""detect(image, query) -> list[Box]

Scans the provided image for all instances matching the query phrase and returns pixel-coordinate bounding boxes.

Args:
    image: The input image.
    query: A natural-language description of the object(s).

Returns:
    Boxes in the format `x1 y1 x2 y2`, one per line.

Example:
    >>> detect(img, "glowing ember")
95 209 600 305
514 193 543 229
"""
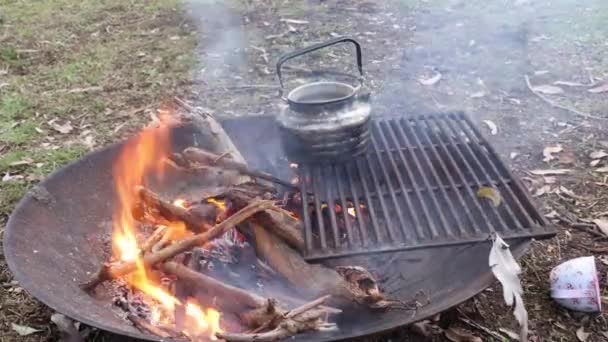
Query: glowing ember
347 208 356 217
111 113 221 336
207 198 226 211
173 198 187 208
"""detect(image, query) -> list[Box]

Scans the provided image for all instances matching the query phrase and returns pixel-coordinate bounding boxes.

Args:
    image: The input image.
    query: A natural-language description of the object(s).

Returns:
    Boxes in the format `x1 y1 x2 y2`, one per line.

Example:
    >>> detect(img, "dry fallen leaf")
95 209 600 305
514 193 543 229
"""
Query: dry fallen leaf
482 120 498 135
470 91 485 98
510 152 519 160
280 18 309 25
588 83 608 94
530 169 572 175
543 145 562 162
576 326 590 342
592 218 608 237
590 160 601 167
445 327 482 342
554 80 585 87
499 327 520 340
51 122 73 134
11 323 42 336
557 151 576 165
418 72 442 86
9 158 34 166
532 84 564 95
477 186 501 206
534 185 552 197
543 176 557 184
544 210 559 219
590 150 608 159
594 166 608 173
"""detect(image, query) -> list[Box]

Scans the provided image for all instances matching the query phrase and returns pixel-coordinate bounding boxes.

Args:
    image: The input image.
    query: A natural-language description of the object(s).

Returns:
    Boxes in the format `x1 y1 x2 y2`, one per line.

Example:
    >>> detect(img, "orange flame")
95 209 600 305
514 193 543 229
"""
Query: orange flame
111 113 221 337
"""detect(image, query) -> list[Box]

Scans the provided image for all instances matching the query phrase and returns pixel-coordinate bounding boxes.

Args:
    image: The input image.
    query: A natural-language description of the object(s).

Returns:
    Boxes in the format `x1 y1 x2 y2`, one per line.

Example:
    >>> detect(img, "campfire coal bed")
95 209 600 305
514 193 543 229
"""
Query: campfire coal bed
4 107 555 342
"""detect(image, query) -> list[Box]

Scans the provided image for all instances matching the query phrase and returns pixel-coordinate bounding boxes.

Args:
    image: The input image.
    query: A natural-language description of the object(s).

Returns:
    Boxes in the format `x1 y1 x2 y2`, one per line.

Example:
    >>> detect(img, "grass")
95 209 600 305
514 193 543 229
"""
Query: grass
0 0 196 340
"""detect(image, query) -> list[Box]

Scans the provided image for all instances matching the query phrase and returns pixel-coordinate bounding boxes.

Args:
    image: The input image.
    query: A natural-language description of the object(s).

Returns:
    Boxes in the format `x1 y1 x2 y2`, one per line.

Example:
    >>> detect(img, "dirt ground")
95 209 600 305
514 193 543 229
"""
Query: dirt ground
2 0 608 341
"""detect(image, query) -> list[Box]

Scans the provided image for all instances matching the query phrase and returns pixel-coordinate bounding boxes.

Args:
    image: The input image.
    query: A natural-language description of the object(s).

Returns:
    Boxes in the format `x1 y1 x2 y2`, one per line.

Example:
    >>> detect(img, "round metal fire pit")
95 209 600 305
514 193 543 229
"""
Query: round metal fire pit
4 123 531 341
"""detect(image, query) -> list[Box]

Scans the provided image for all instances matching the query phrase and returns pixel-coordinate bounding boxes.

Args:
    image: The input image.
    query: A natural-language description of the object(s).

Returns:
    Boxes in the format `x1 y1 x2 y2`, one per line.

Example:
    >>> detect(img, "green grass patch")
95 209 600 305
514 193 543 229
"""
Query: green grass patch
0 120 38 144
0 95 32 120
0 181 28 217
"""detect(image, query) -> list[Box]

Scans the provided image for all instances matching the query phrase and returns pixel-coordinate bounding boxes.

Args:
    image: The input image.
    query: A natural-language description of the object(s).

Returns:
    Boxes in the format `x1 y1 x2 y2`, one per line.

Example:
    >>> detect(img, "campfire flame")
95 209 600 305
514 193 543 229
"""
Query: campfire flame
111 114 221 339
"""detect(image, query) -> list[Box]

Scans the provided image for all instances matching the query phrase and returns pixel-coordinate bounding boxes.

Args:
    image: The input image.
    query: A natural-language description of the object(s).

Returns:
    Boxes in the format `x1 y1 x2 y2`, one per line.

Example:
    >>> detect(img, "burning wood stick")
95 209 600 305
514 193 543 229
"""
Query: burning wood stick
183 147 300 192
135 186 214 233
140 225 167 254
163 261 267 311
80 199 276 290
227 190 305 253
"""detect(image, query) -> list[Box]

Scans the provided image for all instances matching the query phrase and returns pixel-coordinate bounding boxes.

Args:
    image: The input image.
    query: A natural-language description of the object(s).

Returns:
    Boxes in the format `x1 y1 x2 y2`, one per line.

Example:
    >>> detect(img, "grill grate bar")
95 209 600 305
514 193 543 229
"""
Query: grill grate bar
297 113 555 260
359 156 392 243
383 122 437 239
300 165 313 251
311 167 328 249
363 175 512 198
444 116 524 231
346 165 370 246
433 117 510 232
323 166 341 248
423 118 492 235
394 119 454 238
462 115 541 226
414 117 481 236
406 118 469 237
374 121 424 241
335 165 356 246
371 125 412 241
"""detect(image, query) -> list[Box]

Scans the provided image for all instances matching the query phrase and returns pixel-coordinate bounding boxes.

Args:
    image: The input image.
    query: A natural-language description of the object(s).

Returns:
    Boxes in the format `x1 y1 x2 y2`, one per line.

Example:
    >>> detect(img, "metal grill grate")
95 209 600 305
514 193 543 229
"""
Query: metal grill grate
298 112 555 261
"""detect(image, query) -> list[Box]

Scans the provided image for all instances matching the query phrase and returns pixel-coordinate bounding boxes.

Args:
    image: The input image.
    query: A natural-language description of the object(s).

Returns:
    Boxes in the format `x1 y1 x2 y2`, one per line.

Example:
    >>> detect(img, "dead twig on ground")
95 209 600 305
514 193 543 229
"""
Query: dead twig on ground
570 242 608 253
525 75 606 120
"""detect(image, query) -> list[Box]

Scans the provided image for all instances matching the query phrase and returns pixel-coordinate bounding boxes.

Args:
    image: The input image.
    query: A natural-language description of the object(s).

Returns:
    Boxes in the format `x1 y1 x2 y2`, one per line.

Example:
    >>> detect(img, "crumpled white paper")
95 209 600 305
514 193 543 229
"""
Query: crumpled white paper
489 235 528 341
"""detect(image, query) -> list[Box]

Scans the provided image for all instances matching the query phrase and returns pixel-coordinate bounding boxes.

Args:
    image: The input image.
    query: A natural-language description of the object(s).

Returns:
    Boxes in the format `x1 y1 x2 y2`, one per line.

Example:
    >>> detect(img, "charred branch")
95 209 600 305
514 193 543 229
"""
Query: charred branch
227 191 304 253
183 147 300 192
80 200 276 290
251 222 389 309
135 186 214 233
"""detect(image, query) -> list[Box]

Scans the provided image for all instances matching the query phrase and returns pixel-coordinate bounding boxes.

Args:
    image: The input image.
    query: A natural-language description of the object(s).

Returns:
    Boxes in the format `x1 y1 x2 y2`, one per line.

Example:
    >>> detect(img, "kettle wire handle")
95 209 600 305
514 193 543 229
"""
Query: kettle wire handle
276 36 363 95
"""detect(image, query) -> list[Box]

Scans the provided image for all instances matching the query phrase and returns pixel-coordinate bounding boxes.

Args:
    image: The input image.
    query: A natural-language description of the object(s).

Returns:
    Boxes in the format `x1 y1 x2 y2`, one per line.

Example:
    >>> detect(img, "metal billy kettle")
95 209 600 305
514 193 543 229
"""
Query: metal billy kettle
275 37 371 163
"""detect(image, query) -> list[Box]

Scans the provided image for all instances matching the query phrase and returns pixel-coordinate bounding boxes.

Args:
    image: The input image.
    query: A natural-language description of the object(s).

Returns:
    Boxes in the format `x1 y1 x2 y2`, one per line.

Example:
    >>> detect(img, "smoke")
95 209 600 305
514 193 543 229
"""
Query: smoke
185 0 246 83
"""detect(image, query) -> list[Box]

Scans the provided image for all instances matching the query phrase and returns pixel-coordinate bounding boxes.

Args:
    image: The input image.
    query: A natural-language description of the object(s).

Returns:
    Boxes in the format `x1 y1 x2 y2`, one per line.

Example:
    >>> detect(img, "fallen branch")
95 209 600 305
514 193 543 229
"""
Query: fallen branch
183 147 300 192
80 199 276 290
525 75 606 120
